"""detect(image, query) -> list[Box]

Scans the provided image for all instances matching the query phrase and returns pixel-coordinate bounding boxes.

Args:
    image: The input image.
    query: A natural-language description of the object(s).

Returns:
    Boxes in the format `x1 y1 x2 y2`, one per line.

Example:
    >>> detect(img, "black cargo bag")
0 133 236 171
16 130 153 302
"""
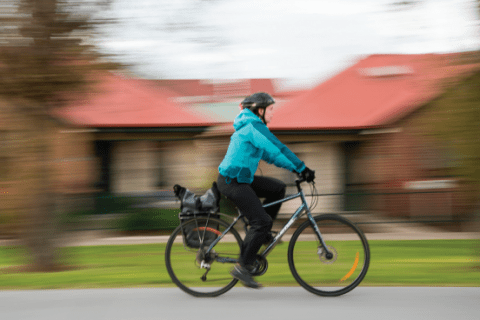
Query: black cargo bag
173 182 221 248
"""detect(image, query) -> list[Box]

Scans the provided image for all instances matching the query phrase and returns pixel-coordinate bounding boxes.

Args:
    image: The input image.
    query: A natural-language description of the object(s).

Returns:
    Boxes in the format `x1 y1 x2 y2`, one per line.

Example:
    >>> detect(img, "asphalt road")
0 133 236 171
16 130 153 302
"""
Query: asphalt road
2 287 479 320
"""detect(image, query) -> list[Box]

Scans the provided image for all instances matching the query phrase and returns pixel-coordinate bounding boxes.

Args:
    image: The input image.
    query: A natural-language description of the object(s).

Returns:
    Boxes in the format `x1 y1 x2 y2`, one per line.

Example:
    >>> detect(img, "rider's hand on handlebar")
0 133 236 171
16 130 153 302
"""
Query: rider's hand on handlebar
300 167 315 183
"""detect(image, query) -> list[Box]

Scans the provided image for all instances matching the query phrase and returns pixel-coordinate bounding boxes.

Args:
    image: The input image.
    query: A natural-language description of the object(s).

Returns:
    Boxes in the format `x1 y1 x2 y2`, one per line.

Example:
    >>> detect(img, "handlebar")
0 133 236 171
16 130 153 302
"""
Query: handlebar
295 173 315 191
296 172 315 182
295 174 306 183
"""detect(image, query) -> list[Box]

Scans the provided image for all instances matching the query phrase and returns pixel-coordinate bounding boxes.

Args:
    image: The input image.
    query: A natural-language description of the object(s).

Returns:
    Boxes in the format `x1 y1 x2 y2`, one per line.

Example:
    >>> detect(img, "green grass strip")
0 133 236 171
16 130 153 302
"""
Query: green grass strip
0 239 478 290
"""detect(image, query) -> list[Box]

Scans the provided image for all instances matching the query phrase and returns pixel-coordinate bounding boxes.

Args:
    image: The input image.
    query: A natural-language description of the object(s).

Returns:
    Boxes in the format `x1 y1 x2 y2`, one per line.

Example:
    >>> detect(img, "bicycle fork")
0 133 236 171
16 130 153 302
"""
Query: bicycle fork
307 213 334 260
297 188 334 259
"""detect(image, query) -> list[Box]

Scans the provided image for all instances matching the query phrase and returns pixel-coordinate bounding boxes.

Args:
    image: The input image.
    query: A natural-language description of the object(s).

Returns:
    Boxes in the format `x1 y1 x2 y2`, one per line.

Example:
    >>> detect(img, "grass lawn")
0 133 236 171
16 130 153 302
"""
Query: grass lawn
0 239 478 290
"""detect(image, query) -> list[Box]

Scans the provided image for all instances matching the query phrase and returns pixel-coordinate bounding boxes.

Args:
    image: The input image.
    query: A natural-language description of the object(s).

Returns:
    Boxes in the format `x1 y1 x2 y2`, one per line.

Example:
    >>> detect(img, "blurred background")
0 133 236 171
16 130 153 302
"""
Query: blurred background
1 0 479 271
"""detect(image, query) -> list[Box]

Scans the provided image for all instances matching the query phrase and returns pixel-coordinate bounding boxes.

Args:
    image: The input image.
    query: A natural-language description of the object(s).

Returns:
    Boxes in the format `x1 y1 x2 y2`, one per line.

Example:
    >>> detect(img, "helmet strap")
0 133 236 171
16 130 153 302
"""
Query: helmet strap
257 108 267 124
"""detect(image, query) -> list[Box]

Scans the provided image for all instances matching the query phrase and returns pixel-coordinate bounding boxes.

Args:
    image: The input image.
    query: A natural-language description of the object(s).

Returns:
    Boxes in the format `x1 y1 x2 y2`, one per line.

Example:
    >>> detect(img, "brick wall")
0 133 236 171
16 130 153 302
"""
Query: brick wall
358 106 466 219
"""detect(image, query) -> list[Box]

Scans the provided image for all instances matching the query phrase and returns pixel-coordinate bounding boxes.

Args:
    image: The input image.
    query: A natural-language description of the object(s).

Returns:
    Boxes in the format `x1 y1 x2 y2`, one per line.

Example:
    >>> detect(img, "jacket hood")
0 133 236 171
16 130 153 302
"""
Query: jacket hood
233 109 263 131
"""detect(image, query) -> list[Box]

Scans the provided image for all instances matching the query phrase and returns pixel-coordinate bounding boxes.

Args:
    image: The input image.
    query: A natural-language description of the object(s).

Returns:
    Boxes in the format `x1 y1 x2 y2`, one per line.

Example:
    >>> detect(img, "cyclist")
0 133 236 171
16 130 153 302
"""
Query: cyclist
217 92 315 288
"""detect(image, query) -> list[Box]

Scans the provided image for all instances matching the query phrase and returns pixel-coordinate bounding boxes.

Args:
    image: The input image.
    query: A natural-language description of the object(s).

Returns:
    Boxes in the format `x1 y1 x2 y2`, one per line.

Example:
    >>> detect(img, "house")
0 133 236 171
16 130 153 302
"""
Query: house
56 73 220 195
56 74 291 197
267 53 480 221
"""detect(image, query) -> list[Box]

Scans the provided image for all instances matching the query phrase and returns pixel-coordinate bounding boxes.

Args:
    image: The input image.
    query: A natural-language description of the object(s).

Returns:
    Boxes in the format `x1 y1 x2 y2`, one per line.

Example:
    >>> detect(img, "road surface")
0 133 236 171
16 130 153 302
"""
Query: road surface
1 287 479 320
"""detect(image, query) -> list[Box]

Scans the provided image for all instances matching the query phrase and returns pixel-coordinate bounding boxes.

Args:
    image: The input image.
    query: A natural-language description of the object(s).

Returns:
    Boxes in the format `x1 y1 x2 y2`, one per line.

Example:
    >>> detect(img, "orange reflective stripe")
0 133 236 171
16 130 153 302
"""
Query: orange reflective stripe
341 252 359 282
193 227 222 236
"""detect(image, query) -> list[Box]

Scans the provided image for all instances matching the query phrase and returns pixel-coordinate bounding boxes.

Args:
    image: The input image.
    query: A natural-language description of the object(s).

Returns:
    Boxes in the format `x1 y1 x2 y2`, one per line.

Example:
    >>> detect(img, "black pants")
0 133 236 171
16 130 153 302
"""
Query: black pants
217 174 286 266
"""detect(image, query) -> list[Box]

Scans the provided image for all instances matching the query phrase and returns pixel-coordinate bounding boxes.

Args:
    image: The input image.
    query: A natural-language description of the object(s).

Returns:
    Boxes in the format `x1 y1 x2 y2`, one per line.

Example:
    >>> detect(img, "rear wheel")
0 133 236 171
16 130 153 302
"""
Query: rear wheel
165 217 243 297
288 214 370 296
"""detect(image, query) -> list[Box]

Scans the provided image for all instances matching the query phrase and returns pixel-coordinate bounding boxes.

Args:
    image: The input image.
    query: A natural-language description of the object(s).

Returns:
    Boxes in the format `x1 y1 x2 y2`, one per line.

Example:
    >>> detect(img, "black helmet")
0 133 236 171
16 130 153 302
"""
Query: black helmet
241 92 275 112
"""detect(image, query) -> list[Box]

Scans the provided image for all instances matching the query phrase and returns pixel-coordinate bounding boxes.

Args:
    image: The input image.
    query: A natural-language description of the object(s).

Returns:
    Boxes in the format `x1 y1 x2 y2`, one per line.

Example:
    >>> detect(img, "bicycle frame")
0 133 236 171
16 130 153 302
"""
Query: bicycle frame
204 179 332 262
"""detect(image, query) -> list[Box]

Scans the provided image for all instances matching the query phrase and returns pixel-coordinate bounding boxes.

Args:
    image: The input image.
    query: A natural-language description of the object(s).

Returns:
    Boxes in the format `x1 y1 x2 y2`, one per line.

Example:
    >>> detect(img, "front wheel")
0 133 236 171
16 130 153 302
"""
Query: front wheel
288 214 370 296
165 217 243 297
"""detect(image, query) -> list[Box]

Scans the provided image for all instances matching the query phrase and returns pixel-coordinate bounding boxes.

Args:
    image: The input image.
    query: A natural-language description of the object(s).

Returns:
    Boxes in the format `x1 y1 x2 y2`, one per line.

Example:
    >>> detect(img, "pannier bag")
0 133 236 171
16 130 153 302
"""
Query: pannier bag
173 182 221 248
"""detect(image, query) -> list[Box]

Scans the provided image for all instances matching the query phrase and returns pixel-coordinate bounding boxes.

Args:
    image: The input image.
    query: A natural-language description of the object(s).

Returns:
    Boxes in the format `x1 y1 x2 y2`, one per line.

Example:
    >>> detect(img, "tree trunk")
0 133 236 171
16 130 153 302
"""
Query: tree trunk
23 116 60 272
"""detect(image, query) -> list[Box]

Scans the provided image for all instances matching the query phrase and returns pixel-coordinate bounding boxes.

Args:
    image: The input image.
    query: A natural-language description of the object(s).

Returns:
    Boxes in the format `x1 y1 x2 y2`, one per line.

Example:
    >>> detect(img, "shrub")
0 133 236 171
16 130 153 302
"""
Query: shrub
116 208 179 233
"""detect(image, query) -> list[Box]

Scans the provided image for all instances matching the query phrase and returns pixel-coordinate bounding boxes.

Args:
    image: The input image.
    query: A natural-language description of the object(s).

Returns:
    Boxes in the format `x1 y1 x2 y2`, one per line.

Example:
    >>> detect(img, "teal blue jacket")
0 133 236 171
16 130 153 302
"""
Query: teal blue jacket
218 109 305 184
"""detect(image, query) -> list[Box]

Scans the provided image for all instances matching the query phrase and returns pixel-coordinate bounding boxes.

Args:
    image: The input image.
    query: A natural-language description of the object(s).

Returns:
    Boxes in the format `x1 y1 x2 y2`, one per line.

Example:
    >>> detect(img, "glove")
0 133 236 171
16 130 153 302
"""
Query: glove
301 167 315 183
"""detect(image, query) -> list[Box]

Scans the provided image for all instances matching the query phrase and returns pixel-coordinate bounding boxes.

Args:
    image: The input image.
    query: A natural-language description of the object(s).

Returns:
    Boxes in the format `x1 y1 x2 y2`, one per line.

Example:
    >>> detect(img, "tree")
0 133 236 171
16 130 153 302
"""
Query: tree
391 0 480 268
0 0 113 271
430 66 480 269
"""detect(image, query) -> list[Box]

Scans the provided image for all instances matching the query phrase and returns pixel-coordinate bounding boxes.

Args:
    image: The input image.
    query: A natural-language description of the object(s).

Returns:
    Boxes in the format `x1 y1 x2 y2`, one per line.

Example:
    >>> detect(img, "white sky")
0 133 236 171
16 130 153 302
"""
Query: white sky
97 0 480 89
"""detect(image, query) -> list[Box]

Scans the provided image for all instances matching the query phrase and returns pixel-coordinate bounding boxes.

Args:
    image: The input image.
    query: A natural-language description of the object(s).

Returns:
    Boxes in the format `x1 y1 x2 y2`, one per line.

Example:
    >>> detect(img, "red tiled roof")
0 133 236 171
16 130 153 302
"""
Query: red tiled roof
56 74 217 127
269 53 480 130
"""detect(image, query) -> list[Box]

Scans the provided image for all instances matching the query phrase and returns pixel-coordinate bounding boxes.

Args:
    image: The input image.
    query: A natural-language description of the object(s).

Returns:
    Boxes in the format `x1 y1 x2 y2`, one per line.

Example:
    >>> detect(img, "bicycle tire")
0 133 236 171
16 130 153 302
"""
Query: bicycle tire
165 217 243 297
288 214 370 296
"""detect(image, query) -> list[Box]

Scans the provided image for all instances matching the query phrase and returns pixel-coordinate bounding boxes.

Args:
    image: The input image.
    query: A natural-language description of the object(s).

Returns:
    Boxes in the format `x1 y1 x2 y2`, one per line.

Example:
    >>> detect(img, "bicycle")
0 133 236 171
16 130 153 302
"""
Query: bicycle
165 175 370 297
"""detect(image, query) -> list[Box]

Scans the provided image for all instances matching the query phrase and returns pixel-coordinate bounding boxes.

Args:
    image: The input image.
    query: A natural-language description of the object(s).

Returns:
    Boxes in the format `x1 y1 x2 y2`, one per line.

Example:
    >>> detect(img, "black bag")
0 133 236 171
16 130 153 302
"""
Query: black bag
173 182 221 248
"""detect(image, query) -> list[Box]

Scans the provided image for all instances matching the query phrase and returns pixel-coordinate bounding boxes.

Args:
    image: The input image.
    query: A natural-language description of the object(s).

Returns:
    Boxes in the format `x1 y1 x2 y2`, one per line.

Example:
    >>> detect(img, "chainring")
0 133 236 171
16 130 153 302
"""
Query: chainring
249 255 268 276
